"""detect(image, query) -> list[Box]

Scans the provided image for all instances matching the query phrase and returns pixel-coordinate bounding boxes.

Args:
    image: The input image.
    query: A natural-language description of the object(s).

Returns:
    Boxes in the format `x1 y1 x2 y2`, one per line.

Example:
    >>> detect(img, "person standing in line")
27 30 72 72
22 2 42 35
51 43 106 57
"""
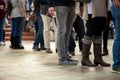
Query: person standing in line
81 0 110 67
40 1 55 53
0 0 6 46
9 0 26 49
48 0 78 65
111 0 120 73
32 0 45 51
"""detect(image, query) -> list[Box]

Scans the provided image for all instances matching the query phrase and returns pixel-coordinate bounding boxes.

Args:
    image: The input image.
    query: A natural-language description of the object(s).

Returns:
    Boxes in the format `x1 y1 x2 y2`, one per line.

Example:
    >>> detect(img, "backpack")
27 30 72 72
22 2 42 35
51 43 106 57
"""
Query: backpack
39 0 47 4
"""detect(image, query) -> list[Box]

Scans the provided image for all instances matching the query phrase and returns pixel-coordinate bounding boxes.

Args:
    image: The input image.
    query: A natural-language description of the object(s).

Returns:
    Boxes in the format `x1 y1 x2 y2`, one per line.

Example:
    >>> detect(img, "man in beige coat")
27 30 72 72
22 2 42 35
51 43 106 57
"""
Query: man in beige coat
81 0 111 67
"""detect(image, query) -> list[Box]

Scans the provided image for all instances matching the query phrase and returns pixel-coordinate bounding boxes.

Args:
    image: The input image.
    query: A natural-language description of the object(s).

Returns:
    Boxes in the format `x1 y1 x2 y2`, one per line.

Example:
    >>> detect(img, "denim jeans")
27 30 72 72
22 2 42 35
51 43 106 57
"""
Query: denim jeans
56 6 75 60
0 17 5 42
33 12 44 47
111 5 120 70
11 17 24 44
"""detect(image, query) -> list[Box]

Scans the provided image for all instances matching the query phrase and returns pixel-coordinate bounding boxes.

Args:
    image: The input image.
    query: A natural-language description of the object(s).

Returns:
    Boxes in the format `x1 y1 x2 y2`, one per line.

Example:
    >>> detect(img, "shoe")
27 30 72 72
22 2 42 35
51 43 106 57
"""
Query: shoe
81 60 96 67
13 45 24 49
102 49 109 56
59 58 78 65
46 48 52 53
33 46 41 51
55 49 57 53
94 60 111 67
40 47 46 50
0 41 5 46
9 45 13 48
112 69 120 74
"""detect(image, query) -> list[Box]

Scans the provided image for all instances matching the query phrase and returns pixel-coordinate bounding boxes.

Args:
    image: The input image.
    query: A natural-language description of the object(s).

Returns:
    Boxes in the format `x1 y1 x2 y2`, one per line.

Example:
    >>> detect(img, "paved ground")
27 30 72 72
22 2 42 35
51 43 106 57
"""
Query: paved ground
0 39 120 80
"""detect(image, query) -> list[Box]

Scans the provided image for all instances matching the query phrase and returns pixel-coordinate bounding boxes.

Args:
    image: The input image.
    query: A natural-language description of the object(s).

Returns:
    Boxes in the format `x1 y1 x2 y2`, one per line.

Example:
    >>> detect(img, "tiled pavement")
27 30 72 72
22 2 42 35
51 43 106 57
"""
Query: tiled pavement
0 39 120 80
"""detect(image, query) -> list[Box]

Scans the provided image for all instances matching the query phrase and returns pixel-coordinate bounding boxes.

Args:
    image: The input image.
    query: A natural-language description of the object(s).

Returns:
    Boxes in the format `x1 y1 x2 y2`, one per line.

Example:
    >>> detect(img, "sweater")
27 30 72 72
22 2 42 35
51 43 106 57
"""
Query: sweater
0 0 6 19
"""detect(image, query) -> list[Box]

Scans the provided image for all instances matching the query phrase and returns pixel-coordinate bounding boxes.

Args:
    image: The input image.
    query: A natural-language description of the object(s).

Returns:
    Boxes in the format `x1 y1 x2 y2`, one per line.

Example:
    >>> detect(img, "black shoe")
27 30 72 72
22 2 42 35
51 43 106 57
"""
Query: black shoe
102 49 108 56
94 60 111 67
46 48 52 53
40 47 46 50
13 45 24 49
9 45 13 48
33 46 41 51
81 60 96 67
59 58 78 65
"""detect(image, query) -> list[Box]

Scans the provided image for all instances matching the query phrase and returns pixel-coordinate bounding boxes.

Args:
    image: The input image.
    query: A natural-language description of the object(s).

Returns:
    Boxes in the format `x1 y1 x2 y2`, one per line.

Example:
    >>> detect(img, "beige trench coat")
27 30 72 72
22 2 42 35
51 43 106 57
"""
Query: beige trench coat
82 0 107 20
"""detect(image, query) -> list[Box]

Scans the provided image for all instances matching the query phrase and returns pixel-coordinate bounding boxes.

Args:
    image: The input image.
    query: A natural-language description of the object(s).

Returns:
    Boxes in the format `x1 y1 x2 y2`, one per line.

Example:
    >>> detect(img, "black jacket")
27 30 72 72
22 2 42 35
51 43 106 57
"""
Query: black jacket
48 0 76 7
34 0 48 13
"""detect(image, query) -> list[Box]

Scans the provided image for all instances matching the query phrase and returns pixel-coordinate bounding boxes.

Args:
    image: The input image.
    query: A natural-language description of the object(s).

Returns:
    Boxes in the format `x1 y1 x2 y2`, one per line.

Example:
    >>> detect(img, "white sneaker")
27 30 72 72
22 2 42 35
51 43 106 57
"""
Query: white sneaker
0 41 5 46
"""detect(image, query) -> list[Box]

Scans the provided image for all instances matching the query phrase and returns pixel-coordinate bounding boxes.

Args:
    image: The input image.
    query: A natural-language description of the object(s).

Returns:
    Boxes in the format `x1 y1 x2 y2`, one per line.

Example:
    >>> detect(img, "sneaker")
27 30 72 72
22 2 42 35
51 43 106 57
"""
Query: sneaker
59 58 78 65
112 69 120 74
33 46 41 51
0 41 5 46
46 48 52 53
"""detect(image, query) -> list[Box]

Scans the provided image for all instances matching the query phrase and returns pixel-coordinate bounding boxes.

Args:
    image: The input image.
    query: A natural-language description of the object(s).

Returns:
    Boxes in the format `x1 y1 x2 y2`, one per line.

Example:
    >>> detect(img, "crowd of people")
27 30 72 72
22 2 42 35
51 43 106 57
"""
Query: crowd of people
0 0 120 73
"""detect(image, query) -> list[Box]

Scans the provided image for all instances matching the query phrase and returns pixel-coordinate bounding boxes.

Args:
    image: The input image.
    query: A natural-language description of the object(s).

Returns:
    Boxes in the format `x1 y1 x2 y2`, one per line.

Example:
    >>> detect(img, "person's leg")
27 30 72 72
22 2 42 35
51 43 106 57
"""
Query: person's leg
102 11 112 56
33 13 44 51
68 31 76 56
73 16 85 51
111 5 120 71
81 15 96 67
12 17 24 49
56 6 78 65
42 15 52 53
0 18 5 46
18 17 24 48
93 17 110 66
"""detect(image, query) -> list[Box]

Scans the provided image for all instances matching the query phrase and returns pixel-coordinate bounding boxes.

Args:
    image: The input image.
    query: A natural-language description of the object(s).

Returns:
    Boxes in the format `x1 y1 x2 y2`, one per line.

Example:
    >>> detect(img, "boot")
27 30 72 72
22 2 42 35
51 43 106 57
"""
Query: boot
9 36 14 48
93 43 111 67
81 44 96 67
13 36 24 49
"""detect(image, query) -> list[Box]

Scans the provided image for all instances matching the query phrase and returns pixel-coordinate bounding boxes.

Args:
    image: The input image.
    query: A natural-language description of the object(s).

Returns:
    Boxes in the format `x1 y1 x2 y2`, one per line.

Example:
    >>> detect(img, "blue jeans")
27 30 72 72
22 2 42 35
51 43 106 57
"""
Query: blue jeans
33 12 44 47
0 17 5 42
56 6 75 60
111 5 120 69
11 17 24 44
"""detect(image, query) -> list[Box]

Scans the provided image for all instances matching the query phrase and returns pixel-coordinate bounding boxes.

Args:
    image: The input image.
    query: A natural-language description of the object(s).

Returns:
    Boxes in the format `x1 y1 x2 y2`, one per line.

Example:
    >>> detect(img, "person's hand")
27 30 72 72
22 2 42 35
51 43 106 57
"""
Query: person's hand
113 0 120 9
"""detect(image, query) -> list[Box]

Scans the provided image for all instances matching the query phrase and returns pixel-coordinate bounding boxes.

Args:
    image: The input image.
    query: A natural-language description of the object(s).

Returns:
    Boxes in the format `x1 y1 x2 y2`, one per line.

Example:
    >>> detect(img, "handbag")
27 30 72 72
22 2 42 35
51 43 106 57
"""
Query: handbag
77 0 91 3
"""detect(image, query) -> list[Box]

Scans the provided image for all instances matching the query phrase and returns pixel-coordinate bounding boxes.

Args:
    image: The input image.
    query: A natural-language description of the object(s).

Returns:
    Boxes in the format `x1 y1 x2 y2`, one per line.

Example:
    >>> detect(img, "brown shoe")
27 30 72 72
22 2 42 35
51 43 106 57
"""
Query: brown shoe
46 48 53 53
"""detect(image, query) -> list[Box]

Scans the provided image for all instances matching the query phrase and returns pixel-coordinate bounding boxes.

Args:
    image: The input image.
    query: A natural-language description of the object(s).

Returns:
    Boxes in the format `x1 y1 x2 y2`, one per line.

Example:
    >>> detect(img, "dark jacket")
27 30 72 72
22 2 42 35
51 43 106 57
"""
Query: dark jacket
48 0 76 7
34 0 41 13
33 0 48 15
0 0 6 18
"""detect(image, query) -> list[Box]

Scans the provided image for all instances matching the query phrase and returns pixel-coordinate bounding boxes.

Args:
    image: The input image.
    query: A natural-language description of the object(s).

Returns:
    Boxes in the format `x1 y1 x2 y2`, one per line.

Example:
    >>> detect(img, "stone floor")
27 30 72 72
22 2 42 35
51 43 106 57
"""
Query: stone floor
0 39 120 80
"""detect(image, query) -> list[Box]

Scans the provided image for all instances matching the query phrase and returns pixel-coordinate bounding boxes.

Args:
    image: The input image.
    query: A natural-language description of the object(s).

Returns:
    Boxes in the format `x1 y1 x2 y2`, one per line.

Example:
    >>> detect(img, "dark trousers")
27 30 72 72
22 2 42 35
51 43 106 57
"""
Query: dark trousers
103 11 115 50
69 16 85 54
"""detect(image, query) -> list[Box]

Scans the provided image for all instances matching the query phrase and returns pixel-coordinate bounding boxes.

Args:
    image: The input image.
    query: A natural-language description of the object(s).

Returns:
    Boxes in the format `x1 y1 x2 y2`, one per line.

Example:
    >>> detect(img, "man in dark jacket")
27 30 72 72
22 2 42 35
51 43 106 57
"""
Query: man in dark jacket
48 0 78 65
